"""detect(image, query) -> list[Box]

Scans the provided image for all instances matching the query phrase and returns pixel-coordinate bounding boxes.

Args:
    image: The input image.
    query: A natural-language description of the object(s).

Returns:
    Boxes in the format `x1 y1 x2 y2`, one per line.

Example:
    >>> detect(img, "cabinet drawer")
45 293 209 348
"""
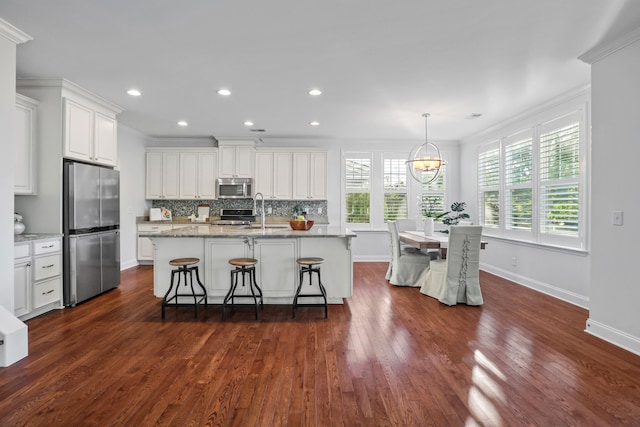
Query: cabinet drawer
33 239 61 255
33 277 61 308
15 243 30 259
138 225 172 233
33 254 61 281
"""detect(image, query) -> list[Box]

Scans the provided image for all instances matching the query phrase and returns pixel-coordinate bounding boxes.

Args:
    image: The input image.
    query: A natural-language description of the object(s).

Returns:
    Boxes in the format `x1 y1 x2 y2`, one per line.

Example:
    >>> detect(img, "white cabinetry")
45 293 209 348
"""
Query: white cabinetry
292 151 327 200
218 141 255 178
15 94 38 195
14 244 31 317
13 237 63 320
204 238 251 297
145 151 180 199
137 224 173 261
254 239 297 297
255 151 293 199
64 98 118 166
180 150 218 199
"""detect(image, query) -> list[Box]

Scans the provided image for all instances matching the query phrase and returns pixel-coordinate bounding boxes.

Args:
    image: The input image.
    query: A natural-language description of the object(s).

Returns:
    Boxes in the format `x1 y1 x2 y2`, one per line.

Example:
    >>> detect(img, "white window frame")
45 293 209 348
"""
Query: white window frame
478 141 501 235
383 153 410 222
503 129 534 240
476 106 587 250
343 152 372 227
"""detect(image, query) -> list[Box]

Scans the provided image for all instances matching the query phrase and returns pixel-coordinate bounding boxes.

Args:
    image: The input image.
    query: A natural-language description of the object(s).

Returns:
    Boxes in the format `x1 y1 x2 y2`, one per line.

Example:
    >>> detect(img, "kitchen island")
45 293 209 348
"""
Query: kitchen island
141 224 356 304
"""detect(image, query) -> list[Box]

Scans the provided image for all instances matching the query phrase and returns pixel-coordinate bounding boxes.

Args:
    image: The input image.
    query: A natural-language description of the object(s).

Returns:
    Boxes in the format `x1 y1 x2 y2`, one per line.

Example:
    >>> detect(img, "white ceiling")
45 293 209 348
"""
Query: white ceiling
2 0 639 143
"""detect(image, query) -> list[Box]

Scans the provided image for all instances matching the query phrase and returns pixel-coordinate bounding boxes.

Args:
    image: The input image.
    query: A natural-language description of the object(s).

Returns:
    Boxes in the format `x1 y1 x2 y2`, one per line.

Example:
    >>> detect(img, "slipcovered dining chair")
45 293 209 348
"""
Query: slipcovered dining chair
395 218 421 253
385 221 431 287
420 225 484 305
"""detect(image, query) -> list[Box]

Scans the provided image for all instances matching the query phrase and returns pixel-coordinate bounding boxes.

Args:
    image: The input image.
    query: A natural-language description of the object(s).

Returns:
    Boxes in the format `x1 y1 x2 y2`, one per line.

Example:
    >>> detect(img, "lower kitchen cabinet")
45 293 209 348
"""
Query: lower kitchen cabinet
204 238 251 297
254 239 297 297
137 224 172 262
13 236 63 320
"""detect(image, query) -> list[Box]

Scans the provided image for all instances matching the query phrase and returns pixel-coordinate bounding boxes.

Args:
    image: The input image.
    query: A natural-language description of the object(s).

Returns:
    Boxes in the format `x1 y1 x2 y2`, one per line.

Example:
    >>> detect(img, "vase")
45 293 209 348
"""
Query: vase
424 217 434 236
14 221 25 235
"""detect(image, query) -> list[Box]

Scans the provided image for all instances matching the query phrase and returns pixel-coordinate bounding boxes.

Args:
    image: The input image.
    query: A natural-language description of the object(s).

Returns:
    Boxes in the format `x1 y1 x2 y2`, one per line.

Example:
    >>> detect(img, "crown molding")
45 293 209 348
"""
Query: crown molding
0 18 32 44
579 26 640 64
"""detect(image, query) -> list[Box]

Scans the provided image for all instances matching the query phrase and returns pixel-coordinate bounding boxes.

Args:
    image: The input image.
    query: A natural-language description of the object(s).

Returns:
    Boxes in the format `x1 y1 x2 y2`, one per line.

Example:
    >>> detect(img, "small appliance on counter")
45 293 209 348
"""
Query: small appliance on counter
149 208 162 221
211 209 256 225
14 213 25 235
197 204 210 222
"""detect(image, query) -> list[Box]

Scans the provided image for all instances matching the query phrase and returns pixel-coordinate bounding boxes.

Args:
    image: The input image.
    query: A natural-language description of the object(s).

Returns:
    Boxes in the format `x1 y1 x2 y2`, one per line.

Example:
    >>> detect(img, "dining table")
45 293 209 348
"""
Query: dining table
398 230 488 259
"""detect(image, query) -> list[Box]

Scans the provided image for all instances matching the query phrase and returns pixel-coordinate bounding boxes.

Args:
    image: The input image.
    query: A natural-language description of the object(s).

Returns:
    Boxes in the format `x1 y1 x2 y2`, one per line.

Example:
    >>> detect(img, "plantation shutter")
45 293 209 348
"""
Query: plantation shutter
345 155 371 224
383 157 408 221
504 132 533 233
539 113 580 241
478 143 500 229
422 162 446 217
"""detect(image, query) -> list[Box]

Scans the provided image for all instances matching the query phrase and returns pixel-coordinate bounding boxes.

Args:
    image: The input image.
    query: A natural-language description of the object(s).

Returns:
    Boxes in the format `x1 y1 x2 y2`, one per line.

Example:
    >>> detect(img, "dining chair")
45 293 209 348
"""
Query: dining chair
395 218 422 253
420 225 484 305
385 221 431 287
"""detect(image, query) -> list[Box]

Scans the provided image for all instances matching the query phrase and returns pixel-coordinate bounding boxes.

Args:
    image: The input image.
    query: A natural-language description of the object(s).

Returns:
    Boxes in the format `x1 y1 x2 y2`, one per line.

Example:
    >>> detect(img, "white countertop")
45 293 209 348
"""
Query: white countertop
140 224 356 239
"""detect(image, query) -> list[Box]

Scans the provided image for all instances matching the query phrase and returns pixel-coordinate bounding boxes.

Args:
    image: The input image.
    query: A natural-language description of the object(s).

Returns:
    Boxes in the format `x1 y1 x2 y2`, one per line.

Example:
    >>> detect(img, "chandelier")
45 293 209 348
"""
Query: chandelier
406 113 444 184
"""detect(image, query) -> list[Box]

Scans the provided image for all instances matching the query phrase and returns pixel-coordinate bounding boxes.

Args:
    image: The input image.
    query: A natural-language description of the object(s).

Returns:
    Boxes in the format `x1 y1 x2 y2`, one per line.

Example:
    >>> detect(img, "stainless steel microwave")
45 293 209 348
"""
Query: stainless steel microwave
217 178 253 199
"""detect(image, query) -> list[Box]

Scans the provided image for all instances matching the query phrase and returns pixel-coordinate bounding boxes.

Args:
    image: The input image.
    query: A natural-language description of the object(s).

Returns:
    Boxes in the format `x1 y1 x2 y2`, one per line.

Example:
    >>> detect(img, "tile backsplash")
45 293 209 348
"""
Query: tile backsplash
152 199 329 222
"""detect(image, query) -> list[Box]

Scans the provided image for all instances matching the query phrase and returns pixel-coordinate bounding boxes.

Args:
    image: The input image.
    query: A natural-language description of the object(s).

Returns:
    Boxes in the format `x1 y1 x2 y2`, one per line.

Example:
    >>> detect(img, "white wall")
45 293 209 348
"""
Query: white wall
0 32 17 311
588 37 640 354
118 124 152 269
459 88 592 308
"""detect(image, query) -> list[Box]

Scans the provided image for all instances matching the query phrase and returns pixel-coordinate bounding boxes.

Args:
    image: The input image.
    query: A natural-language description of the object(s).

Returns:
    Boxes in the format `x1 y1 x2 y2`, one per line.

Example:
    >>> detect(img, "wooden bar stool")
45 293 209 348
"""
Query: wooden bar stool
293 257 328 319
223 258 263 321
162 258 207 319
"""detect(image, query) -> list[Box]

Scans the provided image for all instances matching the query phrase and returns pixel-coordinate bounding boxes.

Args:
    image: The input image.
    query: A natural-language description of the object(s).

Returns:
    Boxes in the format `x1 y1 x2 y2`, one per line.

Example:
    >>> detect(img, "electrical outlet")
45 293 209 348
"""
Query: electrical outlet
612 211 623 226
267 207 273 214
318 207 322 214
511 257 517 267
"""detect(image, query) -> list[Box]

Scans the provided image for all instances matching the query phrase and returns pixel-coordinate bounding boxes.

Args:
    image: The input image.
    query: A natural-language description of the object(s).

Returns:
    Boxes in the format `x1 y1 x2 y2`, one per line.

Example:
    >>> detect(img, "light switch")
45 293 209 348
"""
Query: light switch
612 211 624 226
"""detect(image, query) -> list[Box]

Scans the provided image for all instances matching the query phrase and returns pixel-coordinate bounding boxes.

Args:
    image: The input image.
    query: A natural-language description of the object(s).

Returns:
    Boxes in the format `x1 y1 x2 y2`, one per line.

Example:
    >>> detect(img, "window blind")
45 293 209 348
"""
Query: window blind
383 158 408 221
478 146 500 228
421 163 446 217
505 137 532 230
345 157 371 223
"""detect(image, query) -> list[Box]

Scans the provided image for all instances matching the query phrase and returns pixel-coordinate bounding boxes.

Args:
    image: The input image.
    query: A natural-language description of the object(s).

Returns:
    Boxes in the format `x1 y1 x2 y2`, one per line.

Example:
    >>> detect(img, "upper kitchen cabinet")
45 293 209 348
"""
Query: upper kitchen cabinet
146 149 180 199
179 149 218 199
255 150 293 199
292 151 327 200
64 98 118 166
217 140 255 178
15 94 38 195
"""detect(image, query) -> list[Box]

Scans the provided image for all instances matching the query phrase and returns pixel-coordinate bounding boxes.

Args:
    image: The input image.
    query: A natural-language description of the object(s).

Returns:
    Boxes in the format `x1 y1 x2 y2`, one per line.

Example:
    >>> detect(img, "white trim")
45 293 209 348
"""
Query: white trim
579 27 640 65
585 319 640 357
0 18 32 44
480 264 589 309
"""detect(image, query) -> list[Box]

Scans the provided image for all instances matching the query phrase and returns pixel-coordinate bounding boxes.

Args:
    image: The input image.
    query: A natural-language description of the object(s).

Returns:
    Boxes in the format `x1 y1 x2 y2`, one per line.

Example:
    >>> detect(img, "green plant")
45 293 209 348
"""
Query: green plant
421 197 446 219
439 201 470 231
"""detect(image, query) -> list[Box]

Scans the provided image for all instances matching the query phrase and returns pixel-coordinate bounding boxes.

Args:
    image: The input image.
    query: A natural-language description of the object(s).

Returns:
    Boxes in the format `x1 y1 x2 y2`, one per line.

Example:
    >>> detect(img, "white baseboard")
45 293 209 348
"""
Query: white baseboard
480 263 590 309
585 318 640 357
120 259 139 270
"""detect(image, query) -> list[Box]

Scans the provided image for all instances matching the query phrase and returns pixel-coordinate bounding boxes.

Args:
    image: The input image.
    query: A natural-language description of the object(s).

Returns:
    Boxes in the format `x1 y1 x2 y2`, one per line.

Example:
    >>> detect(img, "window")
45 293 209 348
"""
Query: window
478 144 500 229
422 163 446 217
383 157 408 221
504 132 533 232
345 155 371 224
476 109 586 250
539 115 581 242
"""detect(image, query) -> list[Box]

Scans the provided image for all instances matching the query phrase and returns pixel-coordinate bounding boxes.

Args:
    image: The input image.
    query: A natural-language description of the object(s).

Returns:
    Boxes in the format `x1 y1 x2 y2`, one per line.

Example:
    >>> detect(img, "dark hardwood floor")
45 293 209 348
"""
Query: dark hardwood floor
1 263 640 426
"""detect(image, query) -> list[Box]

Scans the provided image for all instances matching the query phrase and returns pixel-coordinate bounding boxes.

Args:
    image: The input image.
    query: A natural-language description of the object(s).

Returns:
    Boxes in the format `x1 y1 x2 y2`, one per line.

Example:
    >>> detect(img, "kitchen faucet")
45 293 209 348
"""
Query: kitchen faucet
253 192 265 230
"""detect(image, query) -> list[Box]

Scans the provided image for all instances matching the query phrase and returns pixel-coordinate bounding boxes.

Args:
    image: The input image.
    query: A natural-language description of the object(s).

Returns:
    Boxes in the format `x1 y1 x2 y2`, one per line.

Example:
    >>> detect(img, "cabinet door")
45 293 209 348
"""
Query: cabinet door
138 236 154 260
218 146 237 177
205 239 250 297
163 153 180 199
14 260 31 317
273 152 293 199
292 152 311 199
146 152 164 199
15 101 35 195
254 239 297 298
255 152 274 197
94 113 117 166
179 152 199 199
234 145 254 178
198 152 218 199
309 152 327 199
64 98 94 162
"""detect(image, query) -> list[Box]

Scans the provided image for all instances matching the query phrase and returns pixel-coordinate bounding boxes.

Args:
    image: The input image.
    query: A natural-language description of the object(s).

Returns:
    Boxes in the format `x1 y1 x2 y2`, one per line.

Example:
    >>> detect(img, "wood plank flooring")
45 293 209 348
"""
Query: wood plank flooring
1 263 640 426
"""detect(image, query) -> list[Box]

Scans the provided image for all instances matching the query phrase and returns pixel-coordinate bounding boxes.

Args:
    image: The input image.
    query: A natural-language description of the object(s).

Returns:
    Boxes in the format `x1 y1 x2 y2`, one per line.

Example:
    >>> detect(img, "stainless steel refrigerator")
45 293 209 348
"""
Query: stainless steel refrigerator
63 161 120 306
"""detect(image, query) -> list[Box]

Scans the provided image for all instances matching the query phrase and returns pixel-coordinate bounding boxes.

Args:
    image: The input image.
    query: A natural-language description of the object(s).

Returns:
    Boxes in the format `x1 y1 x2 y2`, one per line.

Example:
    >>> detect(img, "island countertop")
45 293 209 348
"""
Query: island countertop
140 224 356 239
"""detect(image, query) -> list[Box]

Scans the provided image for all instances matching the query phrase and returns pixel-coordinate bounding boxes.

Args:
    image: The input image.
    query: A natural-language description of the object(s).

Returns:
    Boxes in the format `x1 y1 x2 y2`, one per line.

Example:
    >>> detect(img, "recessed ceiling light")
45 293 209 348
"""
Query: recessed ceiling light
310 121 320 126
308 89 322 96
177 121 188 127
217 89 231 96
244 120 254 126
465 113 483 119
127 89 141 96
